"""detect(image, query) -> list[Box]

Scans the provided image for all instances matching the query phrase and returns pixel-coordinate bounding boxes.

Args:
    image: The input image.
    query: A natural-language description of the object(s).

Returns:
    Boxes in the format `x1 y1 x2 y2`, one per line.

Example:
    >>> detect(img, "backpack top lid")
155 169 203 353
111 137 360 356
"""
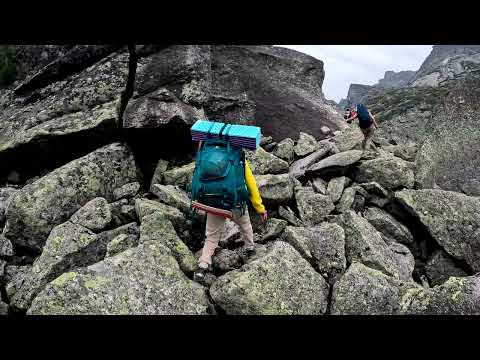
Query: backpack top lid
191 120 261 150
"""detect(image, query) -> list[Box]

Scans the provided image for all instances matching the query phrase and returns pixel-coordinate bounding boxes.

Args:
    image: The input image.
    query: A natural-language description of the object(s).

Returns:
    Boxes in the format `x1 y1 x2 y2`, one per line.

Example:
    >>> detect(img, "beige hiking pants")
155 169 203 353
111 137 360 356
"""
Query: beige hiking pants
361 124 376 150
199 209 255 266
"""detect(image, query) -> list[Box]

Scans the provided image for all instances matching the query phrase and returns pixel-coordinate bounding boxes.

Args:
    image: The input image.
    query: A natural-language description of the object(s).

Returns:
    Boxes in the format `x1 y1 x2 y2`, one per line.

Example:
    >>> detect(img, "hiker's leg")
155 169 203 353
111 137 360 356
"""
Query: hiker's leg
361 128 368 149
199 213 226 266
233 208 254 247
365 125 375 150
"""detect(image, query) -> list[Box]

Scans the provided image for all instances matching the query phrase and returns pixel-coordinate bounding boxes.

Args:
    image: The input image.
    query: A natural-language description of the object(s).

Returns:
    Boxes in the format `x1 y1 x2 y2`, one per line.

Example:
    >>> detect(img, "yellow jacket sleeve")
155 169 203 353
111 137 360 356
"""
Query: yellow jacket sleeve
245 160 266 214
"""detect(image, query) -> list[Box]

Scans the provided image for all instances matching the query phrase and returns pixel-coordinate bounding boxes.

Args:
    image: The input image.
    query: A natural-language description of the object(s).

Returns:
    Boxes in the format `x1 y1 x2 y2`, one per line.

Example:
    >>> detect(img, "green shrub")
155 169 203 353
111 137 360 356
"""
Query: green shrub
0 45 17 86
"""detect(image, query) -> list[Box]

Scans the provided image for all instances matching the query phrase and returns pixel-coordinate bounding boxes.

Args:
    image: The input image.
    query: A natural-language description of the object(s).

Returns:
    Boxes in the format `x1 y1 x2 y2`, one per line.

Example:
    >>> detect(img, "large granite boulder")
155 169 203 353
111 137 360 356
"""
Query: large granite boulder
210 241 330 315
69 197 112 232
294 132 318 157
256 174 295 206
245 147 289 175
273 138 295 163
28 241 212 315
134 199 187 234
209 45 345 141
363 207 413 245
281 224 346 283
340 210 414 281
295 187 335 225
326 176 347 203
162 162 195 189
394 189 480 272
306 150 363 178
355 157 415 190
150 184 191 214
331 262 480 315
289 143 331 178
2 143 138 252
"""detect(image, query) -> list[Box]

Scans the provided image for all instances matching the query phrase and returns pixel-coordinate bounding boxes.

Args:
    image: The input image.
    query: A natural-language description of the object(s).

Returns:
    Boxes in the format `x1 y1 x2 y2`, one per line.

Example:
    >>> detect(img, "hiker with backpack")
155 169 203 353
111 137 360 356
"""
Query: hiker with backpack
344 103 379 150
190 130 268 283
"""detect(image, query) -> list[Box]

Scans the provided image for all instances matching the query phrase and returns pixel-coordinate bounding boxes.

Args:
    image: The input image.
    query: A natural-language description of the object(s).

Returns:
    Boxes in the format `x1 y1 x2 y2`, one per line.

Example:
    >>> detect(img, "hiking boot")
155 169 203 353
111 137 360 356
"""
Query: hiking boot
193 262 210 284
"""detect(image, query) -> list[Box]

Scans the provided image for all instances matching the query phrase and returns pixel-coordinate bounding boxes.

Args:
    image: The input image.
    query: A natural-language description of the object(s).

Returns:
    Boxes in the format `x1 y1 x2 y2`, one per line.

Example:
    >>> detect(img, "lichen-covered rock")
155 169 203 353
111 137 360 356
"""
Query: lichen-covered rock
281 224 346 284
425 250 468 287
218 220 242 248
212 249 243 274
331 262 420 315
28 241 212 315
151 159 169 186
278 206 303 227
383 144 417 162
0 186 18 227
306 150 363 178
273 138 295 163
259 218 287 242
394 189 480 272
388 242 415 282
289 144 331 178
105 233 140 258
96 223 140 250
245 147 289 175
295 187 335 225
10 221 105 310
326 176 346 203
294 132 318 157
4 265 32 300
363 207 413 245
210 241 329 315
162 162 195 189
150 184 191 214
134 198 186 234
355 157 414 190
109 199 137 227
331 125 364 152
69 197 112 232
113 182 141 201
340 210 413 281
2 143 138 252
335 187 357 213
139 211 196 275
256 174 295 206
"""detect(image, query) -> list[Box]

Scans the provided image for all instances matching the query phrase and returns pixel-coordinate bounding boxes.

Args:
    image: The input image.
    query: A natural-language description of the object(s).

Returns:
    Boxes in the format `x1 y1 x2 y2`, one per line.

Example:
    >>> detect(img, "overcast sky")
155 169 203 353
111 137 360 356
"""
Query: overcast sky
279 45 433 102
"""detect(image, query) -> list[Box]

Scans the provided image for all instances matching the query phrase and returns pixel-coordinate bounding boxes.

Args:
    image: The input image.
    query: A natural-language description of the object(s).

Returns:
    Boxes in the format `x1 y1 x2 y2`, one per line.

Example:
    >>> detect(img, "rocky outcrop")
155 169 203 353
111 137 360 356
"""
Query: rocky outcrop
345 84 374 107
378 71 416 89
210 241 330 315
363 207 413 245
245 147 289 175
255 174 295 206
355 156 415 190
2 143 138 252
394 189 480 272
306 150 363 178
295 187 335 225
28 241 212 315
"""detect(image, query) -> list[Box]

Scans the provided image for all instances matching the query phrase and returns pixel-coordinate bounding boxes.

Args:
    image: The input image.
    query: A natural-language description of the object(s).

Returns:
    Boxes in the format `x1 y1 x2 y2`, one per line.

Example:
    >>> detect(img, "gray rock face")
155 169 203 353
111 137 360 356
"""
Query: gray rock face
282 224 346 283
415 77 480 196
426 250 468 287
105 233 139 258
294 132 318 157
28 241 212 315
331 262 480 315
355 157 415 190
327 176 346 203
4 265 31 300
245 147 289 175
383 144 417 162
346 84 374 107
331 125 364 152
273 138 295 163
378 70 416 89
0 235 13 257
306 150 363 178
258 218 288 242
0 301 7 314
162 162 195 189
336 187 357 213
69 197 112 232
278 206 303 227
0 186 18 227
109 199 137 228
256 174 295 206
123 88 203 129
340 211 413 281
312 178 328 194
295 187 335 226
210 45 345 141
394 189 480 272
218 220 242 248
289 144 331 178
134 199 187 235
212 249 243 274
210 241 330 315
150 184 191 214
2 143 138 252
363 207 413 245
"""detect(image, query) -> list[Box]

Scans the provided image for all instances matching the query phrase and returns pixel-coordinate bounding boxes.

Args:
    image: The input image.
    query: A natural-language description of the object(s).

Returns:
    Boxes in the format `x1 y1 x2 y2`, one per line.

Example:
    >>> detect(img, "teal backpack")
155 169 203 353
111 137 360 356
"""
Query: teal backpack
191 137 249 212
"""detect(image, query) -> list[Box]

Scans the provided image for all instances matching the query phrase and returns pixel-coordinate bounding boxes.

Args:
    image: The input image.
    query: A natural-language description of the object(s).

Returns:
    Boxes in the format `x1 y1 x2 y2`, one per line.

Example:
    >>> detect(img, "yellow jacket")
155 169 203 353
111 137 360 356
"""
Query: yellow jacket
245 160 266 214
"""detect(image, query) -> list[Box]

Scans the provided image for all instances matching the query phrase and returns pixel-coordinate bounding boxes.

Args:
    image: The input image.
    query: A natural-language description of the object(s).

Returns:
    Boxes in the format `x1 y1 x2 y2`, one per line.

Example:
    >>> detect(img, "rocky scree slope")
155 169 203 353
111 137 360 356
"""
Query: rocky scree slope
0 45 479 315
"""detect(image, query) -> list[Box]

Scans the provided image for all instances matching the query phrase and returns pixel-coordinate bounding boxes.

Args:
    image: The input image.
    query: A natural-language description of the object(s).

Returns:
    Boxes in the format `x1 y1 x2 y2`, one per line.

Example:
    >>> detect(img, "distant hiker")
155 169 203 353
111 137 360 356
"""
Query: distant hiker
191 139 268 283
345 103 379 150
344 107 357 124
